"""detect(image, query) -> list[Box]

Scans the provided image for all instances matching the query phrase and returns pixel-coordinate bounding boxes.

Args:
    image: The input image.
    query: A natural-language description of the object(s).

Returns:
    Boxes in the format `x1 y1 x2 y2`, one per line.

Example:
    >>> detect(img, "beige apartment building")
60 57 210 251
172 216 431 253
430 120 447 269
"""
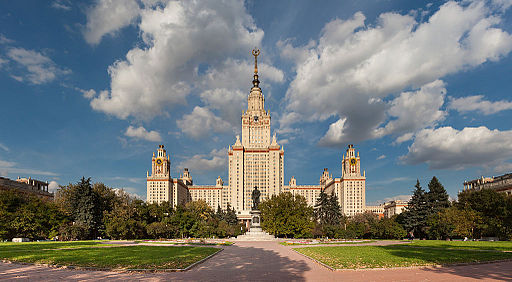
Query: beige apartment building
146 50 367 220
383 200 409 218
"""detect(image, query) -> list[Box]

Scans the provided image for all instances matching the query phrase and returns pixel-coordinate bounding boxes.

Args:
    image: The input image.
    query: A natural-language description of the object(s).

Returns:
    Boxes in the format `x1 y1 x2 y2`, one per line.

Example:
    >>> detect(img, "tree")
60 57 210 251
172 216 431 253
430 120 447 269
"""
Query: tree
352 211 379 238
0 190 68 240
376 217 407 239
314 190 342 226
426 176 450 215
260 192 314 238
402 179 429 238
457 189 511 239
314 189 329 224
225 203 238 225
426 206 480 239
104 198 146 239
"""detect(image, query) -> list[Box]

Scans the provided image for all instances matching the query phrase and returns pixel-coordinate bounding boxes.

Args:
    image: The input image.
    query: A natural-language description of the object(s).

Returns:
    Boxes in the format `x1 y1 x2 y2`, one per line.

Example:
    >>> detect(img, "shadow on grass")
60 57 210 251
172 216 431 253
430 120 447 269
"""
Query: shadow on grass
0 244 311 281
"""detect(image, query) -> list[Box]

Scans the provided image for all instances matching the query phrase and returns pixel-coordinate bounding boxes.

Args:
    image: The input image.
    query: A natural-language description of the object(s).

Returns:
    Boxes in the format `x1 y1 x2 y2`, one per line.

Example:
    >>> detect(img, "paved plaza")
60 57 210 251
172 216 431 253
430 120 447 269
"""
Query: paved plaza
1 241 511 281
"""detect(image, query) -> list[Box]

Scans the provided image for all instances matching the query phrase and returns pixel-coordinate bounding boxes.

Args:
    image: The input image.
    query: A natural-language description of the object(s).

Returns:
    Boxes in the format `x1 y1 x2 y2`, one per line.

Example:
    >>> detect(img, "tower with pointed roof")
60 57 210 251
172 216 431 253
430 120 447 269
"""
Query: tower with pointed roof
228 48 284 216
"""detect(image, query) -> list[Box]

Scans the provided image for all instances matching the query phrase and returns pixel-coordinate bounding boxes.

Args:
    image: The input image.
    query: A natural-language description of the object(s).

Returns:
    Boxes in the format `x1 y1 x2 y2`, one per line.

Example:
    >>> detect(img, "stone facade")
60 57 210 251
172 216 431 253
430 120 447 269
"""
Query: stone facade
383 200 408 218
146 145 188 206
463 173 512 196
146 50 367 219
0 176 53 200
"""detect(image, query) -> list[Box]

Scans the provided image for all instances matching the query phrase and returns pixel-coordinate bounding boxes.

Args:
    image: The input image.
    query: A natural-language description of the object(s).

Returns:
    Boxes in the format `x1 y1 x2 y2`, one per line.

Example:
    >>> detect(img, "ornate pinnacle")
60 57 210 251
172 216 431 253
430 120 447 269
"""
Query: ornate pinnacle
252 48 260 87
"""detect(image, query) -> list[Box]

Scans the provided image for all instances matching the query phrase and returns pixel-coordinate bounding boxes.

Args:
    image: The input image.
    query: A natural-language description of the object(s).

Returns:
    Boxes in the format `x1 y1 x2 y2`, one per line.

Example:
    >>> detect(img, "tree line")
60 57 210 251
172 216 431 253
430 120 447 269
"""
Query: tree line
2 176 511 241
259 191 406 239
258 176 512 240
0 177 243 241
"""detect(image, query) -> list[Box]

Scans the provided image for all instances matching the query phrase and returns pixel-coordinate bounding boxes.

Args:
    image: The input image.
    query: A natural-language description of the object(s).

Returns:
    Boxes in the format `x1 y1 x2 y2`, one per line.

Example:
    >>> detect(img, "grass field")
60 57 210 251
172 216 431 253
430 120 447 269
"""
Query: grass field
295 242 512 269
408 240 512 251
0 241 220 270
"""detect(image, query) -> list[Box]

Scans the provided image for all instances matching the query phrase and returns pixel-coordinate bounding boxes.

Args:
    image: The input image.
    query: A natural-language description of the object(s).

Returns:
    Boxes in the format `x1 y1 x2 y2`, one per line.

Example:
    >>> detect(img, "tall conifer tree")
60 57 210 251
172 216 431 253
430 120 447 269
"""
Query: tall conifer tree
403 179 429 238
426 176 451 215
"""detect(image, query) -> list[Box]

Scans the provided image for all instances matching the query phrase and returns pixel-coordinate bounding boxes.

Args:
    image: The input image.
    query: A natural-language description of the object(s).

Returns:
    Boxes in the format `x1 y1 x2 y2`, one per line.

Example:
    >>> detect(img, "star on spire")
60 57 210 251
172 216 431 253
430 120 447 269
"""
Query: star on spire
252 48 260 88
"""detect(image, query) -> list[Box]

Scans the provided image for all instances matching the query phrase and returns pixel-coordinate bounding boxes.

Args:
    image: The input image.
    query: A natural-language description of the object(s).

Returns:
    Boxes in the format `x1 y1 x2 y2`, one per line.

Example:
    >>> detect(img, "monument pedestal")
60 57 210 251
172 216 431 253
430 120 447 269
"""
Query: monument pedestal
235 209 276 241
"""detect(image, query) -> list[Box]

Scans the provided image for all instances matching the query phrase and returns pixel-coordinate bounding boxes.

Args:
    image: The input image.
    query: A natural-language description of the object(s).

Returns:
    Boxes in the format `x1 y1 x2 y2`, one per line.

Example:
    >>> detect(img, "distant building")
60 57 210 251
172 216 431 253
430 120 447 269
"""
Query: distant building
146 145 189 206
383 200 408 218
463 173 512 196
365 204 385 218
0 176 53 200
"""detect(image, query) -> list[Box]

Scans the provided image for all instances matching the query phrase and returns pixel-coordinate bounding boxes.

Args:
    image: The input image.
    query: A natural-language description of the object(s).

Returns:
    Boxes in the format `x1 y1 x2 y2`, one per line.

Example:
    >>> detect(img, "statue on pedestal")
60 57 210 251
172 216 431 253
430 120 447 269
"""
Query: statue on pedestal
251 186 260 210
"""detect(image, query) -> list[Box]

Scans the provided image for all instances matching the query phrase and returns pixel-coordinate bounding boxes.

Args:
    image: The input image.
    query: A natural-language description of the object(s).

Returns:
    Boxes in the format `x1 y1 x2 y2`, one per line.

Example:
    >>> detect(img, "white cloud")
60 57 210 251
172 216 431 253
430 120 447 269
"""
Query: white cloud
114 187 145 200
124 125 162 142
0 34 14 44
0 158 58 176
51 0 71 11
377 154 386 160
177 106 233 139
89 0 265 121
401 126 512 170
494 162 512 173
448 95 512 115
198 59 284 127
179 148 228 171
375 80 447 143
382 194 412 203
318 118 348 146
0 57 7 67
48 181 60 193
83 0 140 45
0 143 9 152
6 48 70 84
369 177 412 186
281 1 512 146
76 88 97 99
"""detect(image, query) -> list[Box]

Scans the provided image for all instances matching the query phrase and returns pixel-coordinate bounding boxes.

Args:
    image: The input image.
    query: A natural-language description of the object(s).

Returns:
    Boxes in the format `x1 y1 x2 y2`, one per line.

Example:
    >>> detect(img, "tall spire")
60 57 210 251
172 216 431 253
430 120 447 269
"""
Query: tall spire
252 48 260 88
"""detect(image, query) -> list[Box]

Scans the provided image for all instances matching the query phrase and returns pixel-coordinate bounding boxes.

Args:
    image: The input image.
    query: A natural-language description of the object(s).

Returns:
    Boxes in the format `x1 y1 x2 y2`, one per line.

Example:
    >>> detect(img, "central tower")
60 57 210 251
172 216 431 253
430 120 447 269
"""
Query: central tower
228 49 284 215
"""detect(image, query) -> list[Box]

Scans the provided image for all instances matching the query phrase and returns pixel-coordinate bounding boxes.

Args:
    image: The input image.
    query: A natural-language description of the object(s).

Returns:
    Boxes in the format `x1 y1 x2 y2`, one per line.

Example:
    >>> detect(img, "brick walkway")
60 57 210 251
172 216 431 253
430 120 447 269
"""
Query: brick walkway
1 241 511 281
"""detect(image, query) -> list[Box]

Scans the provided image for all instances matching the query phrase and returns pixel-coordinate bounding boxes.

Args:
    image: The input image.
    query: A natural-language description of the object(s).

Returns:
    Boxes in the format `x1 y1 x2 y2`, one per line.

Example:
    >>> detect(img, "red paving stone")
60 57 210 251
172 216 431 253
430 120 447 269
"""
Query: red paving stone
1 241 511 281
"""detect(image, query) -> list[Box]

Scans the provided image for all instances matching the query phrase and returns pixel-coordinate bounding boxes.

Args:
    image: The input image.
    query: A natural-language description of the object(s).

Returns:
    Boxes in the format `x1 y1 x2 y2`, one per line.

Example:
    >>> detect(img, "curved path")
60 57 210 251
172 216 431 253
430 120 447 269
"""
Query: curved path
1 241 512 281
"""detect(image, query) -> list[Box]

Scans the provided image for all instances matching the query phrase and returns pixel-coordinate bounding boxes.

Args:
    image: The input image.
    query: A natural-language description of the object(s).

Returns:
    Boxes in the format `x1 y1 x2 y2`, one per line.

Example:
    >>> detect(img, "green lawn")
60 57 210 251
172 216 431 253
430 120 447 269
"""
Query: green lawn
0 241 114 251
295 244 512 269
0 242 220 270
409 240 512 252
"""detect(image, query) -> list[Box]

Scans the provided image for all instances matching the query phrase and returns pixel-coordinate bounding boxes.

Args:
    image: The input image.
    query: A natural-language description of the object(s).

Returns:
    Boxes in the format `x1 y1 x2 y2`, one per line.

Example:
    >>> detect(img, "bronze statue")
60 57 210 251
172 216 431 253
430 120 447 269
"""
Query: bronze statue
251 186 261 210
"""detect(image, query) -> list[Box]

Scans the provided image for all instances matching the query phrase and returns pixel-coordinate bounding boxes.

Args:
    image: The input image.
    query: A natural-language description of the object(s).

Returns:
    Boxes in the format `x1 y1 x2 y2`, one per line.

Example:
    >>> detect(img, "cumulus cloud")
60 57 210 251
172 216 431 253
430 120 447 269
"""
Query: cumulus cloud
375 80 447 143
124 125 162 142
179 148 228 171
198 59 284 127
280 1 512 146
448 95 512 115
83 0 140 45
48 181 60 193
377 155 386 160
89 0 265 121
401 126 512 170
177 106 233 139
6 48 70 84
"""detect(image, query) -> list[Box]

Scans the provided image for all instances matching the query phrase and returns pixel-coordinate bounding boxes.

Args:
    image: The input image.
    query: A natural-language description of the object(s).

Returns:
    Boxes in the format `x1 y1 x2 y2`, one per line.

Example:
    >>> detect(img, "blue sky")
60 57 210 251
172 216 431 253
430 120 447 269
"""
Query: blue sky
1 0 512 203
